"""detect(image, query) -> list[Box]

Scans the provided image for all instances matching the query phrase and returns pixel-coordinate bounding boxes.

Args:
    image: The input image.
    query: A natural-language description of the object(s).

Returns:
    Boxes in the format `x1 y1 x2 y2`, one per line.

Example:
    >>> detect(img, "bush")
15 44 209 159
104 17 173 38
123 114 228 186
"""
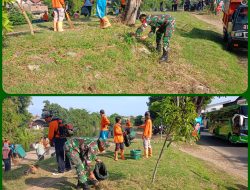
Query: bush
8 7 33 26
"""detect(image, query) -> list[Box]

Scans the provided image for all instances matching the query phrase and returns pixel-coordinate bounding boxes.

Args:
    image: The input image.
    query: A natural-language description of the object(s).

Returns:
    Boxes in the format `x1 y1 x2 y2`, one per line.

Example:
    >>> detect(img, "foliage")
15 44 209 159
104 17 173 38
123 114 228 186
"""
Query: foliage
8 7 33 26
2 0 15 37
150 97 197 142
134 115 144 126
2 97 40 151
148 96 213 120
142 0 173 11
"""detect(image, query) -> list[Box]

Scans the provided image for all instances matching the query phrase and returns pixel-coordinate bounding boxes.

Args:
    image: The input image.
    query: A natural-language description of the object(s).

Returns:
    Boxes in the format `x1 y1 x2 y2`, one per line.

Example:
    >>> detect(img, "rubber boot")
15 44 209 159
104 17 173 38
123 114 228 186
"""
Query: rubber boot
102 16 111 29
57 21 64 32
148 147 153 157
120 149 125 160
159 48 169 63
143 148 148 159
156 43 161 53
53 21 58 31
114 151 118 161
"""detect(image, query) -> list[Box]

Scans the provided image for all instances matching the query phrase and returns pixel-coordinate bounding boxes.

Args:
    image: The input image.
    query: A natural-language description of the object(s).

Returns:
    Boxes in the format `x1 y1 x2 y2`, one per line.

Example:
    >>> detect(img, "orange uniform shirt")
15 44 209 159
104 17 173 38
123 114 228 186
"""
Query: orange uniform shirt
141 119 152 138
126 120 131 128
48 120 60 141
52 0 65 8
121 0 126 5
100 115 110 131
114 123 124 143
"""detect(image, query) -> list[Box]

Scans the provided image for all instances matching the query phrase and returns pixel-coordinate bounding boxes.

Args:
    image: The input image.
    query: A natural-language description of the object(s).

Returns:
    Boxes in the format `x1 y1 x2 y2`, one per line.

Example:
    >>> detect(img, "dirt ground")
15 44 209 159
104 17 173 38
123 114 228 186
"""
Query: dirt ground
178 143 248 181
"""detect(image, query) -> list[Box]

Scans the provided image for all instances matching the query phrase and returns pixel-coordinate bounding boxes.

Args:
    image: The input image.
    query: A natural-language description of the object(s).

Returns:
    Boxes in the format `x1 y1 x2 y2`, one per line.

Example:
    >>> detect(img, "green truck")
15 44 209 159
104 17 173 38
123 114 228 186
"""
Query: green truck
207 104 248 143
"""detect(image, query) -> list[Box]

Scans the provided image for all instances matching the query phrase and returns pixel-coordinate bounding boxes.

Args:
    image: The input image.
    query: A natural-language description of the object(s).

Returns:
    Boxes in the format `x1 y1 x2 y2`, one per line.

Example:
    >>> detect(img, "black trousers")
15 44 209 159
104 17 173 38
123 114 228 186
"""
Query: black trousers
3 158 11 171
54 138 71 173
86 6 92 16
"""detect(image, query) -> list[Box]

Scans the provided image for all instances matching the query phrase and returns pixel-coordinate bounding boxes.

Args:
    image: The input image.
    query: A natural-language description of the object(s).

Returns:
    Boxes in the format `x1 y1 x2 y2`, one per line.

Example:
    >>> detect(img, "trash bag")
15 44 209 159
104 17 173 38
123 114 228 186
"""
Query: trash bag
123 132 131 147
81 6 90 16
93 162 108 180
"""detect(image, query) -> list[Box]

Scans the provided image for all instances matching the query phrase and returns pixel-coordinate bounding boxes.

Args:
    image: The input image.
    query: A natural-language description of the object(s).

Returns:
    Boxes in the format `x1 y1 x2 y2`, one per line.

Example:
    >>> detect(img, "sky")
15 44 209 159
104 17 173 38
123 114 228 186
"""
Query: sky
28 96 239 117
28 96 150 116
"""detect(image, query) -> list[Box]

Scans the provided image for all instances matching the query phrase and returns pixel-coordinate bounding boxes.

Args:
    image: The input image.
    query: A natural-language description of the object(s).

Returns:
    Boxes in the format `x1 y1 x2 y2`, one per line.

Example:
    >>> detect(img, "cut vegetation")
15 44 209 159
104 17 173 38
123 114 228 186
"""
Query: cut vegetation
2 12 248 94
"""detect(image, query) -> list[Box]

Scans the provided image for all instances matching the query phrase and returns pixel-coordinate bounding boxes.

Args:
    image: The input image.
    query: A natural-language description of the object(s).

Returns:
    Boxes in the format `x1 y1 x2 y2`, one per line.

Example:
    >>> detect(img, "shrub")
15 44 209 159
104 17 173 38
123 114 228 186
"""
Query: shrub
8 7 33 25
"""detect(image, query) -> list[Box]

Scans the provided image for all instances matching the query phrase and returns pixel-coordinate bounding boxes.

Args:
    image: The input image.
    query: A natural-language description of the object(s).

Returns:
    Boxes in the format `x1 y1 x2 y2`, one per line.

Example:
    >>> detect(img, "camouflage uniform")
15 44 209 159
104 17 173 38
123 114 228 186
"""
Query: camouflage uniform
136 15 175 51
64 137 99 184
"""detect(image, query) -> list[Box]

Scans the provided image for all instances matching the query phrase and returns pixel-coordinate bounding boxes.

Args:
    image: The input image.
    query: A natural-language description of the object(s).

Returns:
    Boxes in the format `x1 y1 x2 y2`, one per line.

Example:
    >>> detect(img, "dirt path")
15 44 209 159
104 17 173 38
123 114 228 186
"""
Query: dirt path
179 143 247 180
192 13 223 32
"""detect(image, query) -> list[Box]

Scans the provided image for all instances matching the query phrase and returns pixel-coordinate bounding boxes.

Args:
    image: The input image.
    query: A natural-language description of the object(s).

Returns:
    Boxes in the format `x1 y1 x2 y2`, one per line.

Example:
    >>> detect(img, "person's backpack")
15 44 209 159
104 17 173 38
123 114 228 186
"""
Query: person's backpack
52 118 73 138
94 162 108 180
123 132 131 147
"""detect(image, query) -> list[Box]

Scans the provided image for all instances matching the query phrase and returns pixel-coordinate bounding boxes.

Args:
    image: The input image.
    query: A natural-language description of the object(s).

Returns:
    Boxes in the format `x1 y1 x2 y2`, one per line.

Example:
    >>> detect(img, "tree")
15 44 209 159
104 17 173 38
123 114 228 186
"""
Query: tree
191 97 213 115
149 97 197 183
2 97 42 151
122 0 142 25
134 115 143 126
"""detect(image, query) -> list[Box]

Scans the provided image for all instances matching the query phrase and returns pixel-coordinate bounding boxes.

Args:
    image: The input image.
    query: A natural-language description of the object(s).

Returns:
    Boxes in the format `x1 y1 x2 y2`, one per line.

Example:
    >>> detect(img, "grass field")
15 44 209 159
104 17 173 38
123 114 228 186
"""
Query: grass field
2 140 247 190
2 12 248 94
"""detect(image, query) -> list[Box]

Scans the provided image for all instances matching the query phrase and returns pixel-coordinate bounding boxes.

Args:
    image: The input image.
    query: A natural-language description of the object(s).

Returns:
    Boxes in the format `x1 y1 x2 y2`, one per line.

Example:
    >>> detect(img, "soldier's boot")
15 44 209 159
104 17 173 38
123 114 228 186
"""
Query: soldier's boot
143 148 148 159
114 151 118 161
156 43 161 53
53 21 58 31
102 16 111 29
159 48 169 63
148 147 153 157
120 149 125 160
76 181 89 190
57 21 64 32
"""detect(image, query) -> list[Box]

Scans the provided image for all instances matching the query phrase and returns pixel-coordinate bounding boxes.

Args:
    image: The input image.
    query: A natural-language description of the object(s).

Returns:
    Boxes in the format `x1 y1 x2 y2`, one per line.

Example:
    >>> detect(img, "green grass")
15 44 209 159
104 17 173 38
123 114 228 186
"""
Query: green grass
2 12 247 94
2 140 247 190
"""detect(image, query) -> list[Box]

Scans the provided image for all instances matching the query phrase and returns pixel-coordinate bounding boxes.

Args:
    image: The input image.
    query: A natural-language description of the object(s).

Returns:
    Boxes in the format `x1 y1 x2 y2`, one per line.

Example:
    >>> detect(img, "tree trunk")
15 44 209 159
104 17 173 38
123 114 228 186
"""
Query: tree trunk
16 1 34 35
152 137 172 183
123 0 141 26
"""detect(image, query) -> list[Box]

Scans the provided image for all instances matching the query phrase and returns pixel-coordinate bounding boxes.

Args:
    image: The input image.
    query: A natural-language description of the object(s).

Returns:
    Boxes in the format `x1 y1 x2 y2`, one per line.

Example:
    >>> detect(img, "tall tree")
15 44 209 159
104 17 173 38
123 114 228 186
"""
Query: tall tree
150 97 197 183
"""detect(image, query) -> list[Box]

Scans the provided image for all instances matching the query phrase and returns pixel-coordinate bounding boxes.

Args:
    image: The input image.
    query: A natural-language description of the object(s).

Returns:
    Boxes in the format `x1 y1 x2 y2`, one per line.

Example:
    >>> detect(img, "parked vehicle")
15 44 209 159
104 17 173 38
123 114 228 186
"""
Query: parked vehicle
207 105 248 143
222 0 248 50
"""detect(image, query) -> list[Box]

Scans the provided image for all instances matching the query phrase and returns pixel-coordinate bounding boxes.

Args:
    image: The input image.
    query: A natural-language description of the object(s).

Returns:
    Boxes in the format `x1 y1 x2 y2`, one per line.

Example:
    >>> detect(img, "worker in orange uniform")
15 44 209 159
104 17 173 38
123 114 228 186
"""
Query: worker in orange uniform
52 0 65 31
120 0 126 12
44 112 71 173
125 118 132 135
99 109 110 143
113 116 125 161
139 111 153 158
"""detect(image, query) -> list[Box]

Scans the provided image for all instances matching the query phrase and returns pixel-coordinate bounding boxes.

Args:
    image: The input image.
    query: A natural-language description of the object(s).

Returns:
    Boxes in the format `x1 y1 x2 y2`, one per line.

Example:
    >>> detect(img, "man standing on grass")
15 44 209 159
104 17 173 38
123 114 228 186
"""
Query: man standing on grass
52 0 65 31
99 109 110 151
139 111 153 158
96 0 111 28
44 113 71 174
135 14 175 63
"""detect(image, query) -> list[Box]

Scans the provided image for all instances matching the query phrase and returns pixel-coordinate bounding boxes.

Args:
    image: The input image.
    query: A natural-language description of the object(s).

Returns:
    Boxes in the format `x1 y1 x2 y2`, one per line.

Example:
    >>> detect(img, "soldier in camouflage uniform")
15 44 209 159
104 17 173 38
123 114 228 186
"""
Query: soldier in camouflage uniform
64 137 103 190
135 14 175 62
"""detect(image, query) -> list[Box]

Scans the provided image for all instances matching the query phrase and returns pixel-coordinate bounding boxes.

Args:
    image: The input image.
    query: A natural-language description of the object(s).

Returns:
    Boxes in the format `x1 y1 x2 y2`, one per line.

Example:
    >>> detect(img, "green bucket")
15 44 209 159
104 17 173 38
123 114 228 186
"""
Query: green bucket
130 149 141 160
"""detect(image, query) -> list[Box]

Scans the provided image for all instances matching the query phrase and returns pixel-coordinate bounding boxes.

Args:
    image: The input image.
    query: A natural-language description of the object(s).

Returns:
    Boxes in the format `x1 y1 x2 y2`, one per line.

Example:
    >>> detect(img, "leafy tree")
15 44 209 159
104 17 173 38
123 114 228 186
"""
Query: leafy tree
150 96 197 183
2 97 41 151
134 115 143 126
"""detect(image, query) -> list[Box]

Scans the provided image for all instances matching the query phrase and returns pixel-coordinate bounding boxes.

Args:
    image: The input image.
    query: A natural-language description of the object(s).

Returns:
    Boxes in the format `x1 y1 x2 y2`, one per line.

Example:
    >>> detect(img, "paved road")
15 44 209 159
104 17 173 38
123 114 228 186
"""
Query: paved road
198 129 248 175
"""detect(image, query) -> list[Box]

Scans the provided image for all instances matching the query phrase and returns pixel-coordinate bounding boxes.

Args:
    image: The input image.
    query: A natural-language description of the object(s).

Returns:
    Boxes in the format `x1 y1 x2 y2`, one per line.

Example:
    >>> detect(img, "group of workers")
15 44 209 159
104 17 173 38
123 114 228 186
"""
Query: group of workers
42 109 153 190
49 0 176 62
